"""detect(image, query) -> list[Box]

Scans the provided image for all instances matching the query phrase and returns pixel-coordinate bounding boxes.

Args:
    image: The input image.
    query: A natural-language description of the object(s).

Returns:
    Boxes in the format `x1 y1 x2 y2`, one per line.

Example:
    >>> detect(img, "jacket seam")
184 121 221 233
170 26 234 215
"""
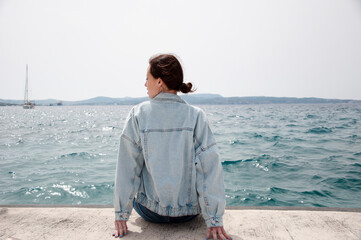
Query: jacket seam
196 156 210 215
153 98 185 103
195 142 217 156
121 134 141 149
151 95 186 104
129 150 143 201
142 127 193 133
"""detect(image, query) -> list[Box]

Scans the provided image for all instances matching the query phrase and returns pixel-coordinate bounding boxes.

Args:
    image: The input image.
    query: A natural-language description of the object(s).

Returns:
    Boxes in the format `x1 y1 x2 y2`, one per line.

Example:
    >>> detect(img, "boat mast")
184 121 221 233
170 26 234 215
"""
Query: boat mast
24 64 28 104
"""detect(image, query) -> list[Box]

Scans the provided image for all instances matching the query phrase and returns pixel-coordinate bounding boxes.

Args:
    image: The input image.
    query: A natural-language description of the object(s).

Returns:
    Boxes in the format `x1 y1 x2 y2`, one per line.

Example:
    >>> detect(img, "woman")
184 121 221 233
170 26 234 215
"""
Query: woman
114 54 231 240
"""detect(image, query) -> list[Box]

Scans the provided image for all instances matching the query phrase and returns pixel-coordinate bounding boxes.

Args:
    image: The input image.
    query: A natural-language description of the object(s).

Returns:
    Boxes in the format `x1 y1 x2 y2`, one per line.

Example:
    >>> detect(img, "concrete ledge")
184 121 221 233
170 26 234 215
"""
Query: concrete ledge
226 206 361 213
0 205 360 240
1 204 360 212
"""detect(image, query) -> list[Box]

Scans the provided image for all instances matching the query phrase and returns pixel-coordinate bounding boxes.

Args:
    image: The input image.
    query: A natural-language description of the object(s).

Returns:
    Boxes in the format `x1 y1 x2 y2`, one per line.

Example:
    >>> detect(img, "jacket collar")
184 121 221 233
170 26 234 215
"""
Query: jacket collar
152 92 186 104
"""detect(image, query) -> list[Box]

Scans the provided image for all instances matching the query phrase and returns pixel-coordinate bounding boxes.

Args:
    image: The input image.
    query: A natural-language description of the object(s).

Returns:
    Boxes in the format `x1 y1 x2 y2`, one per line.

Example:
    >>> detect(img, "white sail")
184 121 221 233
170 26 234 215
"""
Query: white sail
23 64 35 109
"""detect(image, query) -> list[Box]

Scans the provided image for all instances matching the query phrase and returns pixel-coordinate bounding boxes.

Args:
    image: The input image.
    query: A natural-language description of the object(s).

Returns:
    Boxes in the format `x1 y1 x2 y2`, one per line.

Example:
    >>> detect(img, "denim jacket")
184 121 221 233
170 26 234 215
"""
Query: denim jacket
114 93 226 228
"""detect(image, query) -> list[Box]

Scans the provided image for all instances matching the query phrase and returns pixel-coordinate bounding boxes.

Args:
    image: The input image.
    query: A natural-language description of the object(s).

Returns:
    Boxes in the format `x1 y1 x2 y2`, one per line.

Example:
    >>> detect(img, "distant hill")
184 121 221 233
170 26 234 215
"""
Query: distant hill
0 102 19 106
0 94 360 106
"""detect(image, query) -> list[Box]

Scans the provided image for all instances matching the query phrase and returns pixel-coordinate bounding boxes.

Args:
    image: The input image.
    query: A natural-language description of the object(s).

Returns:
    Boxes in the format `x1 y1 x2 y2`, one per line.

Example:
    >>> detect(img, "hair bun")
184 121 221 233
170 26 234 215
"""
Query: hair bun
180 82 194 94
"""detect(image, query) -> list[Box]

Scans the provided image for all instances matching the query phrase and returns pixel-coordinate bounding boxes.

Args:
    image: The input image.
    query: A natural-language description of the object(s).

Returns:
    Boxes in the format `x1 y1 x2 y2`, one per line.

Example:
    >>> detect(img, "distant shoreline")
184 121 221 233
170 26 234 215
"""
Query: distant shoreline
1 94 360 106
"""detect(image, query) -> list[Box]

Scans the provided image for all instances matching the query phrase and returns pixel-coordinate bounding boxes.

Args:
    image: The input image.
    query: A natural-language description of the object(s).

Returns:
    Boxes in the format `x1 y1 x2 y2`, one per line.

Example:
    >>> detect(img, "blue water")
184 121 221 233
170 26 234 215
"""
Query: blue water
1 104 361 208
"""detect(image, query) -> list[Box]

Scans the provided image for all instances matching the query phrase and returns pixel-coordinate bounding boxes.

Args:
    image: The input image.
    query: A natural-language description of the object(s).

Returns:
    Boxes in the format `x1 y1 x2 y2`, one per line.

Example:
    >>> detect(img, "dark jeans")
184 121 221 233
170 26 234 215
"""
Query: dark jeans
133 199 199 223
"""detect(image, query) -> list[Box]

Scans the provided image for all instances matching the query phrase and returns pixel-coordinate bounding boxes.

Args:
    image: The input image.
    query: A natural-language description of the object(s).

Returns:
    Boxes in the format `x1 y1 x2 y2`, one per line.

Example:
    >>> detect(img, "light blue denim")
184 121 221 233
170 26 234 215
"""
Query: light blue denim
114 92 226 228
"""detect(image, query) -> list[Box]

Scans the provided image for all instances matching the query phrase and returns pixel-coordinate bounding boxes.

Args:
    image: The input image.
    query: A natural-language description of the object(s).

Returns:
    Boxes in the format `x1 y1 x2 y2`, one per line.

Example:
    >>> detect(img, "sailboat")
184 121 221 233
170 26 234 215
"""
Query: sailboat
23 64 35 109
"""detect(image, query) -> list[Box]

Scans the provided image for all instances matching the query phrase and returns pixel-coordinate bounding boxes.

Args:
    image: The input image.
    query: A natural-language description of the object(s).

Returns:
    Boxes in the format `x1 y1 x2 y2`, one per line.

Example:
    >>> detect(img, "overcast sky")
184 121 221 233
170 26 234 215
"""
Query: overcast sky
1 0 361 101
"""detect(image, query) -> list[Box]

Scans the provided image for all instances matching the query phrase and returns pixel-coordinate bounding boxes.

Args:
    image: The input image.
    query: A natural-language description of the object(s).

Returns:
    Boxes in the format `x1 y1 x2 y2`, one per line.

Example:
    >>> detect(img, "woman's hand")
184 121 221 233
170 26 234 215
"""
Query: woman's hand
206 226 232 240
113 220 128 238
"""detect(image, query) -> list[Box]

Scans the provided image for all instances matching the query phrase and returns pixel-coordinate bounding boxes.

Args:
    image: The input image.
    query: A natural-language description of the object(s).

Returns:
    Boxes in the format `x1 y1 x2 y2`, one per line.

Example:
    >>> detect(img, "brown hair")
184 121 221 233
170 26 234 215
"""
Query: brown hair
149 54 195 94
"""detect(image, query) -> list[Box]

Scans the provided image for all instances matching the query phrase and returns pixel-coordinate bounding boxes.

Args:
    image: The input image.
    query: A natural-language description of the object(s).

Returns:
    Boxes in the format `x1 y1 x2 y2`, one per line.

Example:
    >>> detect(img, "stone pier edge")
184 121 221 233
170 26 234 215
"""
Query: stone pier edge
1 204 360 212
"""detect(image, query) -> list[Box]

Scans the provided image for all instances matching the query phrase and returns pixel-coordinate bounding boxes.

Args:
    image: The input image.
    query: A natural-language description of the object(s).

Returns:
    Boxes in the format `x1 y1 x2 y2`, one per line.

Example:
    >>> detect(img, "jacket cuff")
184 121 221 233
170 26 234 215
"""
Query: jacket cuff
115 210 130 221
205 216 223 228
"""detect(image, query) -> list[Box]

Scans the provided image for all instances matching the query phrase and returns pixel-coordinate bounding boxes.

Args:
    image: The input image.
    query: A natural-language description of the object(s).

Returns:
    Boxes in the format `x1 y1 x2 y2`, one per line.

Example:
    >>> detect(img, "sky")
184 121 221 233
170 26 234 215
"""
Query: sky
1 0 361 101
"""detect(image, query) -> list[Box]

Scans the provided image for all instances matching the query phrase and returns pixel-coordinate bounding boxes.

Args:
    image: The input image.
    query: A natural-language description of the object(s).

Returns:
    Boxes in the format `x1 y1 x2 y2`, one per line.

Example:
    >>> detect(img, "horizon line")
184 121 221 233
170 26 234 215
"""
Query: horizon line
1 94 361 102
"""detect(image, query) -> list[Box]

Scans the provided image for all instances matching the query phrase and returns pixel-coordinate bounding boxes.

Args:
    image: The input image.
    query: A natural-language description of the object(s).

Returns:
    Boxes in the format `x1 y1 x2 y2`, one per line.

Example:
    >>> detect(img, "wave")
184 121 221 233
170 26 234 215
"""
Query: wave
293 138 306 142
8 181 114 205
229 139 245 145
307 127 332 134
339 117 352 121
301 190 333 197
335 124 349 129
269 187 291 194
321 177 361 191
268 162 298 172
67 129 87 133
311 175 323 180
306 114 319 119
247 154 272 162
60 152 88 158
58 152 97 160
102 126 115 131
222 154 272 165
348 135 361 141
51 184 89 199
222 159 243 165
228 114 242 119
351 163 361 168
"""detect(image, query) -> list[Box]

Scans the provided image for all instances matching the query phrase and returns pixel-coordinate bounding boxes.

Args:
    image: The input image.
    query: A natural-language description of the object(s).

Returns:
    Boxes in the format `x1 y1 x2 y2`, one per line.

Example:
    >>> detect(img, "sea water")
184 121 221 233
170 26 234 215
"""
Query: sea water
0 104 360 208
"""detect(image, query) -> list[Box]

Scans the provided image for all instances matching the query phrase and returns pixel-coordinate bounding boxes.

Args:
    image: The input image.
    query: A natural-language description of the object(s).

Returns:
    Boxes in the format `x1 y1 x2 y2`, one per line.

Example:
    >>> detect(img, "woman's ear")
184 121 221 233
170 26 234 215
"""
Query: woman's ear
157 78 163 86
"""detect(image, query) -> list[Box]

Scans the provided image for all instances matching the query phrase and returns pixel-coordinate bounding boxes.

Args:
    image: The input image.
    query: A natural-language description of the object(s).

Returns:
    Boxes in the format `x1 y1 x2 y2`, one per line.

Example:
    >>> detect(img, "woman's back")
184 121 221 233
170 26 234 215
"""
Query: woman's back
130 92 204 215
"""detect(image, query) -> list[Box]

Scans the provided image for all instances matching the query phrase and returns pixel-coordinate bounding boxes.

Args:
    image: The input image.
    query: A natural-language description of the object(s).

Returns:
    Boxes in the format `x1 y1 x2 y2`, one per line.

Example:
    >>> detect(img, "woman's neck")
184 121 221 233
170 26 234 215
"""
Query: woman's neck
163 90 177 95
